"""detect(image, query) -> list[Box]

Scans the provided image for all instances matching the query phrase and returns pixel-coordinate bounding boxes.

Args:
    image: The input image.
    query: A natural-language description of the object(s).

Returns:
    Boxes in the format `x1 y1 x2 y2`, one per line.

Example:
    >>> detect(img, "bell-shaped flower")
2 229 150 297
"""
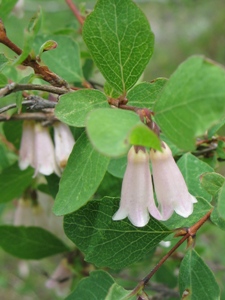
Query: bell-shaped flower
45 258 73 296
53 122 75 171
113 146 162 227
33 123 61 177
14 198 33 226
32 203 49 230
12 0 24 18
150 142 197 220
19 121 35 171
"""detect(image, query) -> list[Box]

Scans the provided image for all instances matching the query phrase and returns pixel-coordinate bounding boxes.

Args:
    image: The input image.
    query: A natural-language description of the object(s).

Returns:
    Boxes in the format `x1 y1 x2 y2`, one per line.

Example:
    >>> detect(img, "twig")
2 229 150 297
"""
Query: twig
128 209 213 298
0 112 57 122
0 83 70 98
0 96 57 114
0 20 69 88
65 0 85 26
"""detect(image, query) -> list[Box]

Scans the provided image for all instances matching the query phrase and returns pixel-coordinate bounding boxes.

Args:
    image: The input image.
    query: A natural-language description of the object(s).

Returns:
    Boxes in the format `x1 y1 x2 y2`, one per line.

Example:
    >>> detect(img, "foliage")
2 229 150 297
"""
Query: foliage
0 0 225 299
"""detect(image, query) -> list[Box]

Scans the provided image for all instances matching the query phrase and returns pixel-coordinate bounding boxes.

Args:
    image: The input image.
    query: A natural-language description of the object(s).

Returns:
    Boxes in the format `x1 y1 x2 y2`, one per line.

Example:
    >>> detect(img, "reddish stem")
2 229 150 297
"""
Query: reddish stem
128 209 213 298
65 0 85 26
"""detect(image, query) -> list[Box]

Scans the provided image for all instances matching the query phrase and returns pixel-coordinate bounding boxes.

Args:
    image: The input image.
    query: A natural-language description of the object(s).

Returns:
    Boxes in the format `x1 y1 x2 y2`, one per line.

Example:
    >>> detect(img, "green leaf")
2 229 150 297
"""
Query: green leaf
64 197 170 269
0 143 10 170
0 226 69 259
95 171 122 199
38 40 58 58
83 0 154 93
154 56 225 150
179 249 220 299
208 115 225 138
27 8 42 36
106 283 135 300
35 35 83 83
0 53 9 71
177 153 213 202
216 140 225 159
66 270 114 300
45 173 60 198
86 108 141 157
53 132 109 216
200 172 225 196
0 163 34 204
163 197 212 230
14 9 43 65
104 81 121 98
128 123 161 150
127 79 167 109
0 73 7 87
0 0 17 20
3 120 22 149
210 183 225 231
55 89 108 127
107 156 127 178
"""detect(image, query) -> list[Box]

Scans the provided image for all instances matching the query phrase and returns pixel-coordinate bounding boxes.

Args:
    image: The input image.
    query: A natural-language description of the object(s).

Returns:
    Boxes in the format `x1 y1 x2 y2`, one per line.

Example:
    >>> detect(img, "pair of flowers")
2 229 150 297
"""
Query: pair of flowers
19 121 75 177
113 142 197 227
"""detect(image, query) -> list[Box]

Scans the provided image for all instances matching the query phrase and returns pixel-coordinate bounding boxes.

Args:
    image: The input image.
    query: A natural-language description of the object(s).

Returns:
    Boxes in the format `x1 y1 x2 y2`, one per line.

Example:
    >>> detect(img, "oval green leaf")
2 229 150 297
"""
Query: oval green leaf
155 56 225 150
53 132 109 216
55 89 108 127
64 197 170 269
0 226 69 259
83 0 154 93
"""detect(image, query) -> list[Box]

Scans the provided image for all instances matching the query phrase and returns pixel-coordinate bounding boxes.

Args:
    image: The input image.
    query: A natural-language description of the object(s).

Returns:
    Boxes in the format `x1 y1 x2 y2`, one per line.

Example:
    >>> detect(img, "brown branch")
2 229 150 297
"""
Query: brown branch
0 96 57 114
65 0 85 26
0 19 69 88
0 112 57 122
0 83 70 98
128 209 213 298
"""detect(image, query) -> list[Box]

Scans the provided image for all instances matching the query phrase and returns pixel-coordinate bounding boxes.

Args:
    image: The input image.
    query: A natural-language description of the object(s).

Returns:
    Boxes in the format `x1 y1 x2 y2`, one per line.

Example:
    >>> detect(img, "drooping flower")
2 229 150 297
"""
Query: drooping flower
113 146 162 227
19 121 35 171
14 198 33 226
149 142 197 220
33 123 61 177
53 122 75 171
32 203 49 230
45 258 73 296
12 0 25 18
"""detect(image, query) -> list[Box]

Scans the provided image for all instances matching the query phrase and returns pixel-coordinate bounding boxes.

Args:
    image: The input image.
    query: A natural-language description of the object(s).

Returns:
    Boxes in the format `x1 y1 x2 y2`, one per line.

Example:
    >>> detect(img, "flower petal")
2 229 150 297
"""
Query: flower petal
113 146 157 227
53 122 75 170
150 142 197 220
34 123 61 177
19 121 35 170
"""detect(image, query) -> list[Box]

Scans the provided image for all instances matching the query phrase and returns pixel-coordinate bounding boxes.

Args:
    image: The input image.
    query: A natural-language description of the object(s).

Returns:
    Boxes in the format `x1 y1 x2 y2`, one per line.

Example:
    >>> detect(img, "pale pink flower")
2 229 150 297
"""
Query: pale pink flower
19 121 35 170
14 198 33 226
32 204 49 230
113 146 162 227
12 0 24 18
150 142 197 220
33 123 61 177
53 122 75 170
45 258 73 296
